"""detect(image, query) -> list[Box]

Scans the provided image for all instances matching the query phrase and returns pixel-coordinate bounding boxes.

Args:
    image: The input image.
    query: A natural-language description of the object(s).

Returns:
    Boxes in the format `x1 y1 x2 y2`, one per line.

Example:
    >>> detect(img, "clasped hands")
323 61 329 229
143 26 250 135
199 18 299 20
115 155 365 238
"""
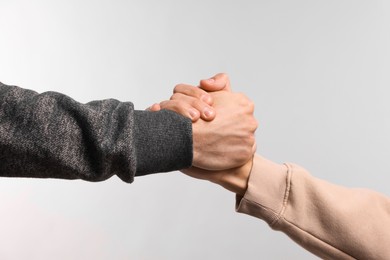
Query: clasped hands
149 73 258 196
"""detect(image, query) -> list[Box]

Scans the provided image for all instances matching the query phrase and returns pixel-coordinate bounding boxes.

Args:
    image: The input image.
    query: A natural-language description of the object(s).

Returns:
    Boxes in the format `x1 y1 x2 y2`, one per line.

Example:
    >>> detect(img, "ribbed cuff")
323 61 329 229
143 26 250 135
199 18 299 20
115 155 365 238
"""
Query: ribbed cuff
133 109 193 176
236 155 289 224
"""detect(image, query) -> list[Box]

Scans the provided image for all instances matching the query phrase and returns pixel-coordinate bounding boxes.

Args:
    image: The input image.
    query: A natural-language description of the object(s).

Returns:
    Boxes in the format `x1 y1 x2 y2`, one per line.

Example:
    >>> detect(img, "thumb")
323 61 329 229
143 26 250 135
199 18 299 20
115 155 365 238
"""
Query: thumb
199 73 232 92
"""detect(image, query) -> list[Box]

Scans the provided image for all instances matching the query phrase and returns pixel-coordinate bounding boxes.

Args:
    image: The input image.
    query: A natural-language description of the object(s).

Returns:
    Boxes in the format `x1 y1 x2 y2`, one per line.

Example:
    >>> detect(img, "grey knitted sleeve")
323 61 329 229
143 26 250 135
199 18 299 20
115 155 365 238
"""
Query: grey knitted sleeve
0 82 193 183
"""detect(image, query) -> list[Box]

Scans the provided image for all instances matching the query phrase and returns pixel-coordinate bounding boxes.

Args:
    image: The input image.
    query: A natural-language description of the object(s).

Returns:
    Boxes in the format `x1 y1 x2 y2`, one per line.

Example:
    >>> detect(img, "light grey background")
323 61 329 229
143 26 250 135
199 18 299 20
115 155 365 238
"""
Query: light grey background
1 0 389 259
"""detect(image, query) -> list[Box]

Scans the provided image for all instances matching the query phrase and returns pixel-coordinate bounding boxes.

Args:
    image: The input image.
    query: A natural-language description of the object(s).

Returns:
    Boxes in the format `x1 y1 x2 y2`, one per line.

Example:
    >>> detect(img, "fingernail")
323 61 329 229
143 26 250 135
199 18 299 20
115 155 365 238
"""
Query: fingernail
207 78 215 83
203 107 213 118
189 109 198 119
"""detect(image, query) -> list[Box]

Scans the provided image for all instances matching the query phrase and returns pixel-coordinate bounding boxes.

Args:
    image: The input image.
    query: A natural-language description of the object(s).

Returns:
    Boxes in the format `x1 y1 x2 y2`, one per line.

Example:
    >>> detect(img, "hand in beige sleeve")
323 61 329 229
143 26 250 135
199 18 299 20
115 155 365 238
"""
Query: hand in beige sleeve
156 74 390 260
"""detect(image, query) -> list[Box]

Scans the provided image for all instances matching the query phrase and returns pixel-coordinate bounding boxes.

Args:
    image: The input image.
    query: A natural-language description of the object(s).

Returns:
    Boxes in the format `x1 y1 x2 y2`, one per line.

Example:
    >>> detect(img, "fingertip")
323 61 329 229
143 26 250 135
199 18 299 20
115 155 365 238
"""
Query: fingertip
214 73 232 92
150 103 161 111
202 107 216 121
189 108 200 122
200 74 230 92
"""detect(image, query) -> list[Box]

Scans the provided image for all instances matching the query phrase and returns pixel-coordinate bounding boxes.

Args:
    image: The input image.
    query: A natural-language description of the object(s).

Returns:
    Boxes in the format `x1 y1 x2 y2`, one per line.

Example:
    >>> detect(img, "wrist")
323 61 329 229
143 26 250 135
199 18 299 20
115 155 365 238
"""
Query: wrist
212 157 253 196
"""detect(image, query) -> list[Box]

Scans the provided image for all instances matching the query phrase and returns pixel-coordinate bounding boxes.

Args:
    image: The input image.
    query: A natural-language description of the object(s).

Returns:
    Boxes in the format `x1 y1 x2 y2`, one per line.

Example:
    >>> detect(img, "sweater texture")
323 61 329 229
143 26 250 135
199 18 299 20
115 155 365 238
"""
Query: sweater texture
0 82 192 182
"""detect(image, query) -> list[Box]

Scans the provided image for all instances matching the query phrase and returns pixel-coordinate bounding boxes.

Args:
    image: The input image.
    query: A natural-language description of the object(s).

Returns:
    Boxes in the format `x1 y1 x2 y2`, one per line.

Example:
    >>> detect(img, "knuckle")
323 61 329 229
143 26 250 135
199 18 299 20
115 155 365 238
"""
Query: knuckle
250 118 259 131
171 100 184 111
255 119 259 130
249 132 256 142
170 93 182 100
190 99 202 108
173 84 184 93
248 100 255 112
247 133 255 146
193 88 204 98
236 93 251 105
158 101 168 109
246 139 254 151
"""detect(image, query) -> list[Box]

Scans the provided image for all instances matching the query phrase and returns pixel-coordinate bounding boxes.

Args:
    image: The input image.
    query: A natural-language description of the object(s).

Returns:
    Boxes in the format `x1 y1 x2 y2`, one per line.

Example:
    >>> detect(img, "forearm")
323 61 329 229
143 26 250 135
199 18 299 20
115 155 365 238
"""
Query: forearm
211 159 252 196
0 82 192 182
236 154 390 259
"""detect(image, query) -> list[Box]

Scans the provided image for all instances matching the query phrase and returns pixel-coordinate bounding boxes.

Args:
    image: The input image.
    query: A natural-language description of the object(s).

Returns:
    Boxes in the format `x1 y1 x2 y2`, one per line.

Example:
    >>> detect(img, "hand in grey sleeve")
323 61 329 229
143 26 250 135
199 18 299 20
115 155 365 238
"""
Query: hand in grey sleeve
0 82 192 182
